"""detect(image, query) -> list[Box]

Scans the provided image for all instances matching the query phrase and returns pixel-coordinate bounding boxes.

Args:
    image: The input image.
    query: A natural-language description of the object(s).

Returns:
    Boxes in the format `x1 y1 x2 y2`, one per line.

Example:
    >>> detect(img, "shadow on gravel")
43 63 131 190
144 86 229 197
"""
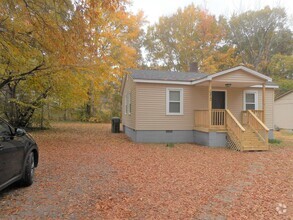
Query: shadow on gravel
0 182 20 199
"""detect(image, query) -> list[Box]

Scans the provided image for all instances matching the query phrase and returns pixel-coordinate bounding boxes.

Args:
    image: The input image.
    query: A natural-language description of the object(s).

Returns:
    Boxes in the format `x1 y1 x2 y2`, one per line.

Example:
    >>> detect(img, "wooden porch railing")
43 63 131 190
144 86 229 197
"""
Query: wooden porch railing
194 109 226 130
194 109 268 151
226 109 246 151
194 110 209 128
242 110 264 125
247 110 269 144
211 109 226 129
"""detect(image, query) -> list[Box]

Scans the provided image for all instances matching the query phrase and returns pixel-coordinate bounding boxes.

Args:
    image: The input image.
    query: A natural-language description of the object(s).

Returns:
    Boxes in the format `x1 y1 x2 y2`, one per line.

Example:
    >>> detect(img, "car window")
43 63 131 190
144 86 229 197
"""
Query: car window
0 121 12 137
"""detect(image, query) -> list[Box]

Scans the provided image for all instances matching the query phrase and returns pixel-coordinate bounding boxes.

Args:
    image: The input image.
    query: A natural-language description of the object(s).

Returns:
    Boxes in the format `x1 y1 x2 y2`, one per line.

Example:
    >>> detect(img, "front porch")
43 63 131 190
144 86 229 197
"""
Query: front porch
192 68 270 151
194 109 269 151
194 109 264 132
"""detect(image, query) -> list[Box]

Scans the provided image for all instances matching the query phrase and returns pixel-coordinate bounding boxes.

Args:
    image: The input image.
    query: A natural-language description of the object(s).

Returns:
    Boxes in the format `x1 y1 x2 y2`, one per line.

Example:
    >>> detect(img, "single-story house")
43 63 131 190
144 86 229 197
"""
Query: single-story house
274 90 293 129
120 66 278 151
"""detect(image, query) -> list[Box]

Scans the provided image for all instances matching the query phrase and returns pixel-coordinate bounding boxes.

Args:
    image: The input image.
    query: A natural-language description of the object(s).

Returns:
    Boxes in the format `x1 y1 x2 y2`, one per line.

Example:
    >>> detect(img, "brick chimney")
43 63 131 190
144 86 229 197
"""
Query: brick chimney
189 62 198 72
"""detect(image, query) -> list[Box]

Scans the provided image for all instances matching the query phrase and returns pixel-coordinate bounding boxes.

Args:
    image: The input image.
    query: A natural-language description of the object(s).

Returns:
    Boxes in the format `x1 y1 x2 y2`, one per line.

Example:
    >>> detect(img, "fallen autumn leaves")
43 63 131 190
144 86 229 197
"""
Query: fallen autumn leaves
0 123 292 219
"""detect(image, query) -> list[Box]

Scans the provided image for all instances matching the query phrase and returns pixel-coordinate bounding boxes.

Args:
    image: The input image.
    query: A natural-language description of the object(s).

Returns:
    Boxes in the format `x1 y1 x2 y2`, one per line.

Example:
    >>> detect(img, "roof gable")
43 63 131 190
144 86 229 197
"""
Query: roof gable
207 66 272 82
209 69 266 85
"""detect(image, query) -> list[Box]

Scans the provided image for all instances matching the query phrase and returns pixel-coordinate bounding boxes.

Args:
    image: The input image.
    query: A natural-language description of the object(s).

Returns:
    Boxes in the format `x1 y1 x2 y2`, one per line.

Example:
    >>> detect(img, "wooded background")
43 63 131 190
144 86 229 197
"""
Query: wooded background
0 0 292 128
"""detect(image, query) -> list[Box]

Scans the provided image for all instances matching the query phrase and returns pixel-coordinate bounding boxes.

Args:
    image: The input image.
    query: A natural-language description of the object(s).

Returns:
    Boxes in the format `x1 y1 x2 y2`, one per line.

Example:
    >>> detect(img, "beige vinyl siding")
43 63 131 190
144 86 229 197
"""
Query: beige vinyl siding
135 83 274 130
214 70 265 84
136 84 207 130
255 88 274 129
122 75 136 129
274 92 293 129
225 87 243 121
193 86 209 110
226 87 274 129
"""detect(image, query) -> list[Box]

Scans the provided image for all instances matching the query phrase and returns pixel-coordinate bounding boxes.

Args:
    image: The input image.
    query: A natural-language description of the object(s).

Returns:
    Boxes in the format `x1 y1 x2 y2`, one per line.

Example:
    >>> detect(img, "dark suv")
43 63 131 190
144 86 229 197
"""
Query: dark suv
0 117 38 191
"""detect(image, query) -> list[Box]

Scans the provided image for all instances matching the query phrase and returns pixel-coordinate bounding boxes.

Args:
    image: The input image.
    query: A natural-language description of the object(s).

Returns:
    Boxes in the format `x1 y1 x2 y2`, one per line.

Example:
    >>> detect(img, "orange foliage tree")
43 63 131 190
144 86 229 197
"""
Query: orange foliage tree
0 0 143 126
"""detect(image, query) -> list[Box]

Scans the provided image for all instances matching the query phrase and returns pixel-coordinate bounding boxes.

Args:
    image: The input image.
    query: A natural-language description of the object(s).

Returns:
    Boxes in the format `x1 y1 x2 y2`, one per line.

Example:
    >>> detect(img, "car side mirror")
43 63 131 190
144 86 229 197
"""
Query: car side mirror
15 128 26 137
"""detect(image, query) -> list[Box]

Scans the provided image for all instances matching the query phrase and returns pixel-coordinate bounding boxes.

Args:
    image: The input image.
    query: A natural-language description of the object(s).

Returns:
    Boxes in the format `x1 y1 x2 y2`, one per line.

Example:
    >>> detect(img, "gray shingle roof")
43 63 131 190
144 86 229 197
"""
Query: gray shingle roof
128 68 278 85
266 81 278 86
129 69 208 82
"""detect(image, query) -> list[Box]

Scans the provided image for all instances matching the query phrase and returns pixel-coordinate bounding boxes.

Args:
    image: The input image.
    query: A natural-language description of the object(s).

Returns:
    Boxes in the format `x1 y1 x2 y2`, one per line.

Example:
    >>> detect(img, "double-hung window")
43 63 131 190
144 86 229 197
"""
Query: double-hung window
125 94 128 114
128 93 131 115
166 88 183 115
244 90 258 110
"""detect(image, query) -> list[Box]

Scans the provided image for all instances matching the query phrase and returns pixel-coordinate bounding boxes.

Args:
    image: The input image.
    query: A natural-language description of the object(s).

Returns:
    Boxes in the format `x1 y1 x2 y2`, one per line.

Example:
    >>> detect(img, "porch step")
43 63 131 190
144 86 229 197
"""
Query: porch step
242 145 269 151
243 141 264 146
242 125 268 151
227 124 268 151
243 142 268 150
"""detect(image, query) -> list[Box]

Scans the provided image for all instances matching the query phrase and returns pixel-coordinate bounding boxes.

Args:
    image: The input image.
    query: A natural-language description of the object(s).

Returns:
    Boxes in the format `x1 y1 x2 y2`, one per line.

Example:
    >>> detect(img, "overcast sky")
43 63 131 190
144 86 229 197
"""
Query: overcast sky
130 0 293 25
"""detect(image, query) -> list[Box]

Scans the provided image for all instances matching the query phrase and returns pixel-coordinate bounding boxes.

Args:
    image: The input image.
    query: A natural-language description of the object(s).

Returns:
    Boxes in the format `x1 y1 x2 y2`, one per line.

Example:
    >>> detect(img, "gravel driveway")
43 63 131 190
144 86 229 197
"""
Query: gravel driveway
0 123 292 219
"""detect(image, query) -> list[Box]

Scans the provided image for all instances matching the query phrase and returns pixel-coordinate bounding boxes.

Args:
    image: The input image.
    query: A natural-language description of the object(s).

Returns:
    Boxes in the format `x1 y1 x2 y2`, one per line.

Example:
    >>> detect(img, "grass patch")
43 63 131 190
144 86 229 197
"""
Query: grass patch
280 130 293 136
269 139 282 144
25 126 51 132
166 143 175 148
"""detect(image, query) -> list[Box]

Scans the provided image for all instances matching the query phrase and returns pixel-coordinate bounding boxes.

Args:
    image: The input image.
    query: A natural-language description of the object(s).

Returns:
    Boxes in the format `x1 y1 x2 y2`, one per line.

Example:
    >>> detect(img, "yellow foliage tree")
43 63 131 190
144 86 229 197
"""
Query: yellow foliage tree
0 0 143 126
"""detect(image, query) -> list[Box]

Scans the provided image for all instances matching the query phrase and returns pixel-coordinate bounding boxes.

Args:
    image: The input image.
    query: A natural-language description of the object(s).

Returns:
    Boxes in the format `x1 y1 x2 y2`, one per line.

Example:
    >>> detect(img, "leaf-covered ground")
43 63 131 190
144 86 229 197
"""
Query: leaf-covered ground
0 123 292 219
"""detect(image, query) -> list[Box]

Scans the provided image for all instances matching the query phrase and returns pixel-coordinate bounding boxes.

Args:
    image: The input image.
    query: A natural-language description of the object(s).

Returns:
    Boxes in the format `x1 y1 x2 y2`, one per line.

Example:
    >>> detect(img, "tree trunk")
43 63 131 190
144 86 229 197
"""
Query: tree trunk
40 105 44 129
4 85 52 128
86 81 96 119
64 109 68 121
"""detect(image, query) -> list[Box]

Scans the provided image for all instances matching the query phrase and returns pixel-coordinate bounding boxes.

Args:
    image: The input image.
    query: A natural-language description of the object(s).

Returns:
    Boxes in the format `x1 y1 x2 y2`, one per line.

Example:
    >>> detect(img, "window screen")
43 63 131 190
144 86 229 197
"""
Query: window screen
245 92 257 110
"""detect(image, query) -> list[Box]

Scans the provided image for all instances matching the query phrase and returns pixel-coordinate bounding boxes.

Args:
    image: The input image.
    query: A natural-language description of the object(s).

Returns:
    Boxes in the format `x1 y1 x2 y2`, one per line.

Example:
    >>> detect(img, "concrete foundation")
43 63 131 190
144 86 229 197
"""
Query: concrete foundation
124 126 227 147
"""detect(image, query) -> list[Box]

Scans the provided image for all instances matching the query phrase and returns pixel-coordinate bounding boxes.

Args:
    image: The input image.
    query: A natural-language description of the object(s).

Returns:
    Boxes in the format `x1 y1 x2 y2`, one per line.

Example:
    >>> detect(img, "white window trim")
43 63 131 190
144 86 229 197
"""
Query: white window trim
243 90 258 110
166 88 184 115
124 95 127 115
125 92 131 115
128 92 131 115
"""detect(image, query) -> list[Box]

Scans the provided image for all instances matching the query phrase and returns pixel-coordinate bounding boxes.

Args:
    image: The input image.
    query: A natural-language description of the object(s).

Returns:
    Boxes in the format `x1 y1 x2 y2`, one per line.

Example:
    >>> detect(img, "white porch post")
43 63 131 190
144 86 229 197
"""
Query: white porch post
208 80 212 129
262 83 266 123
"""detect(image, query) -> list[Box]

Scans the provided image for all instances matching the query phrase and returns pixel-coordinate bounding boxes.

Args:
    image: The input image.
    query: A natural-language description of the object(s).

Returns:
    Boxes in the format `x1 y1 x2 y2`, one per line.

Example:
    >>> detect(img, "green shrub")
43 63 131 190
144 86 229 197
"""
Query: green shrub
166 143 175 148
269 139 282 144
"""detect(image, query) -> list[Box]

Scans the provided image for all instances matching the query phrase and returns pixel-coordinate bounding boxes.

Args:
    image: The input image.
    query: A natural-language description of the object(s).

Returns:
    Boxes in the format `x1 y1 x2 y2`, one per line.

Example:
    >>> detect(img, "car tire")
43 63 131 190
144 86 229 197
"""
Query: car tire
21 152 35 187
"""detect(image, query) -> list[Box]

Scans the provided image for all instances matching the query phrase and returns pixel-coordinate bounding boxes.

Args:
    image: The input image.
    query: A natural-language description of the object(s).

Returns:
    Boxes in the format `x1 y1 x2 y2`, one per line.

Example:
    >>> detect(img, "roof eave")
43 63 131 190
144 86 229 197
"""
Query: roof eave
131 66 273 85
133 79 193 85
250 85 279 89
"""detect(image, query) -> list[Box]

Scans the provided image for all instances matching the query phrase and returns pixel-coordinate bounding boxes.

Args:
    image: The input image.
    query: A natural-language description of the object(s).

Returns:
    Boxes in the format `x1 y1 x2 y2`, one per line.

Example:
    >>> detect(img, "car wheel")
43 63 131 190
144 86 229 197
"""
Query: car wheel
21 152 35 187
